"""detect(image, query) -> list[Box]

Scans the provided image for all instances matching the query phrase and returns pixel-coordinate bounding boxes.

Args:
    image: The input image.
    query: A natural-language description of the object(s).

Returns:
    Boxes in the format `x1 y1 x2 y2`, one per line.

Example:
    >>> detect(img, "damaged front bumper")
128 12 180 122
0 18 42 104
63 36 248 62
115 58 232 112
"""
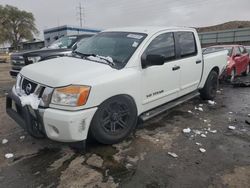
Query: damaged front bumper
6 87 97 142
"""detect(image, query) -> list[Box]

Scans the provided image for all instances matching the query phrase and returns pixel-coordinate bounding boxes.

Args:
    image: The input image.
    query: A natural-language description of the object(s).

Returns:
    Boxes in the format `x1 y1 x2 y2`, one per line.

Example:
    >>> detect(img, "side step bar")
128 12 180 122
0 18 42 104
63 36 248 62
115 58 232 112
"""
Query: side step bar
140 91 200 121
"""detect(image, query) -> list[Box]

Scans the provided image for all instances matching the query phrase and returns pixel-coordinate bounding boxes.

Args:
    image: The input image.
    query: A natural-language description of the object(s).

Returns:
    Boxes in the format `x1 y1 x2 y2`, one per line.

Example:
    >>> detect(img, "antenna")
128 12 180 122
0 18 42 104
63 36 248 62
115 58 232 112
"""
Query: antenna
77 2 84 28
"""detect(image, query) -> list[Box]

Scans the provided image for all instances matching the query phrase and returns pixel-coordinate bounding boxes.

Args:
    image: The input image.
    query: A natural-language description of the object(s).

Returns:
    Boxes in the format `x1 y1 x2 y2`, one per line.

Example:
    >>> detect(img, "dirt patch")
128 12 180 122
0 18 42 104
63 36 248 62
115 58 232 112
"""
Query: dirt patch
58 157 118 188
222 166 250 187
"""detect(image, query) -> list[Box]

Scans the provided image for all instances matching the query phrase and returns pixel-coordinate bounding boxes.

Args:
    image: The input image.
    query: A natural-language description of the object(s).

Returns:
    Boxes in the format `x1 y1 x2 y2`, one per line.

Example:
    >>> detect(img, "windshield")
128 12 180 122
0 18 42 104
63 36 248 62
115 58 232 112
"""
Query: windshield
48 36 78 49
204 46 233 56
75 32 147 69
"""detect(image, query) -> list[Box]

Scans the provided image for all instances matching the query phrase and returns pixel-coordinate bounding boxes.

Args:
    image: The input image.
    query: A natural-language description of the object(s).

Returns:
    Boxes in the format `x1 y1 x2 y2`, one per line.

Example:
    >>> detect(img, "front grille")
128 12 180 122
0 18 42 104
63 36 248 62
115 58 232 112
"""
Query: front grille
18 75 53 107
21 78 38 95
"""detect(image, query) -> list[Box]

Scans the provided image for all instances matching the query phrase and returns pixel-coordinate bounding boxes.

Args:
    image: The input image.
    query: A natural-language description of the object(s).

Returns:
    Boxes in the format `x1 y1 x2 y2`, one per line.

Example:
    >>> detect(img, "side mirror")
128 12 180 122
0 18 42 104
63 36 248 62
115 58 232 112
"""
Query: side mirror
141 54 165 68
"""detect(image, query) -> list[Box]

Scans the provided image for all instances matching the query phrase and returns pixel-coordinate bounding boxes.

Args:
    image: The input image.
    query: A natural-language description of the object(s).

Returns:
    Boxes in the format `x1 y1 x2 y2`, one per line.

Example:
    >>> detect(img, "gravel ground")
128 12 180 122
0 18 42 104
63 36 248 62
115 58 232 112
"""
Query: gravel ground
0 63 250 188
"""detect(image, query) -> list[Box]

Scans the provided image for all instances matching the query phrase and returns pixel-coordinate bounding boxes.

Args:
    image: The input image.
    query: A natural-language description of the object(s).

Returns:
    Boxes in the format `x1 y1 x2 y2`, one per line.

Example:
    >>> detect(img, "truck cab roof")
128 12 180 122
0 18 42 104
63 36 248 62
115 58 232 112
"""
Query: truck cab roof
104 26 197 36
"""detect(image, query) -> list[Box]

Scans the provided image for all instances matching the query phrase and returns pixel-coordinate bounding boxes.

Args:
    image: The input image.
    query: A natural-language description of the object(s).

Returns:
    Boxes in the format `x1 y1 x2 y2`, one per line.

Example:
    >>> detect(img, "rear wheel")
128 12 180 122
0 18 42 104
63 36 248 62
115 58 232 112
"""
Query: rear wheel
243 64 250 76
90 95 137 144
200 70 218 100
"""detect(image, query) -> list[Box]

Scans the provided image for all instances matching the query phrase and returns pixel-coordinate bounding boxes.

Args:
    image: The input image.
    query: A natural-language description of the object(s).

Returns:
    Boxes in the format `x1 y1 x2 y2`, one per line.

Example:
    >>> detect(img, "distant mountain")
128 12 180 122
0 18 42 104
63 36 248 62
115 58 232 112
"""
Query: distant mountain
197 21 250 33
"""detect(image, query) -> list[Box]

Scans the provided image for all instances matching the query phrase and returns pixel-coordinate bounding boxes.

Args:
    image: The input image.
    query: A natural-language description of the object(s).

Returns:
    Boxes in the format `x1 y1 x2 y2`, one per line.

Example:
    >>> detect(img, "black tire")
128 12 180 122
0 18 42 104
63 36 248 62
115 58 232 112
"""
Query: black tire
200 70 219 100
242 64 250 76
90 95 137 144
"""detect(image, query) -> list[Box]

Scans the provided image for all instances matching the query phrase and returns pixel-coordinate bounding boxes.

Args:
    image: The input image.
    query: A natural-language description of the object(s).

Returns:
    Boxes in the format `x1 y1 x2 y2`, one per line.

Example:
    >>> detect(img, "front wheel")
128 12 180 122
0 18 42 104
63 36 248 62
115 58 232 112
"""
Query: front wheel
200 70 219 100
89 95 137 144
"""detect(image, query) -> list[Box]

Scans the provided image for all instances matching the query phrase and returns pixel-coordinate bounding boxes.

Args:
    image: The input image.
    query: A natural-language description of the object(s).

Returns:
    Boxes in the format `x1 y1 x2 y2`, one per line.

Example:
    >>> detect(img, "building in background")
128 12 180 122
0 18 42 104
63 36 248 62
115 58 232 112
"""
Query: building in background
43 25 101 46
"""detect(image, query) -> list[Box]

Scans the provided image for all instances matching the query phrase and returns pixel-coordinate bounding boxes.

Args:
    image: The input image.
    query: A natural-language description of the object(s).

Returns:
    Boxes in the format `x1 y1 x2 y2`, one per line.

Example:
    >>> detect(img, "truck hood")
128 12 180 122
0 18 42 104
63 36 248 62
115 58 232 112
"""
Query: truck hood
20 56 115 87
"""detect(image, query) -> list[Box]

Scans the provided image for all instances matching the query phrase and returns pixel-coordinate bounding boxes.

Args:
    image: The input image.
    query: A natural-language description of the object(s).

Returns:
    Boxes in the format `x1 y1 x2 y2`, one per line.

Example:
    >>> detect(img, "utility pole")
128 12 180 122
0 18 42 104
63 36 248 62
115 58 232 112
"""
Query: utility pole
77 2 84 28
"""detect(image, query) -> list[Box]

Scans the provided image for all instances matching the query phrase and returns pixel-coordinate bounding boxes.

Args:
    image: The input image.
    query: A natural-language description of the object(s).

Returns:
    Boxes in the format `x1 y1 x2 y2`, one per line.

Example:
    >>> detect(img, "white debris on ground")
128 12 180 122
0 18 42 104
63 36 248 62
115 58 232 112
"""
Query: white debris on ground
203 119 208 123
228 126 236 130
188 110 192 114
199 148 206 153
196 142 202 146
208 100 216 105
2 139 8 144
248 114 250 117
228 112 233 114
195 106 204 112
183 128 191 133
125 163 133 169
168 152 178 158
209 129 217 134
193 130 201 135
20 136 25 140
199 104 203 107
201 134 207 138
217 90 222 94
5 153 14 159
20 94 41 110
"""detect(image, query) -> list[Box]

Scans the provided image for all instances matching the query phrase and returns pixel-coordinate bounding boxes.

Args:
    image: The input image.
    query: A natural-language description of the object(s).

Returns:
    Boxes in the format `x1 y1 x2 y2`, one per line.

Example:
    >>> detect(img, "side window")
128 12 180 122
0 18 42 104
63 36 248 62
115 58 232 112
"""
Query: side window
239 46 247 54
144 32 176 61
176 32 197 58
234 47 241 55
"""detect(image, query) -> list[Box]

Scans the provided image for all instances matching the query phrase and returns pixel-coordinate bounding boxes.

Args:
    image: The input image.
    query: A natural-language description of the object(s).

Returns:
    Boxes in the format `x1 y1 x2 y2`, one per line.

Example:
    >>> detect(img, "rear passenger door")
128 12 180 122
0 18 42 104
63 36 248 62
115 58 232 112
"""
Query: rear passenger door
175 31 203 96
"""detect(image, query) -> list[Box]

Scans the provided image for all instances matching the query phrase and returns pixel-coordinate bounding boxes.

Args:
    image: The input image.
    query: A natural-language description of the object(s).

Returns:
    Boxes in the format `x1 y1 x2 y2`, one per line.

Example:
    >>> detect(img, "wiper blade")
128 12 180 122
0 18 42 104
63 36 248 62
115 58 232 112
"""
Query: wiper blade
73 51 96 58
86 55 115 67
73 52 115 67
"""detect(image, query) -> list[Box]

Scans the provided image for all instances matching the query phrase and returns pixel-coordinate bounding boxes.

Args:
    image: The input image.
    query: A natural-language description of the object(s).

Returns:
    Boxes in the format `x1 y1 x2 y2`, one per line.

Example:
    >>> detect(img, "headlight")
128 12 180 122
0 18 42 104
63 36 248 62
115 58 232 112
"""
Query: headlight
51 85 91 106
27 56 41 63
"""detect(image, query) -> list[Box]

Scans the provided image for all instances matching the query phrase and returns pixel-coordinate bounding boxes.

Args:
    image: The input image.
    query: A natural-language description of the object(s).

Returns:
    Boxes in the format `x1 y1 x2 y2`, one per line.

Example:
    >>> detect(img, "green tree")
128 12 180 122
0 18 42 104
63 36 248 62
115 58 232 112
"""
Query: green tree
0 5 38 50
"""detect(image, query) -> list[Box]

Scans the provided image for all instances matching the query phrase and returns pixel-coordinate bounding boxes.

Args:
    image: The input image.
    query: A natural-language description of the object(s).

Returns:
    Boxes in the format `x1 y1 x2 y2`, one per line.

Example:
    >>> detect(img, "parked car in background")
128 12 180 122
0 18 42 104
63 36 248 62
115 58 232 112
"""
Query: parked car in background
204 45 250 82
9 34 95 77
6 27 227 145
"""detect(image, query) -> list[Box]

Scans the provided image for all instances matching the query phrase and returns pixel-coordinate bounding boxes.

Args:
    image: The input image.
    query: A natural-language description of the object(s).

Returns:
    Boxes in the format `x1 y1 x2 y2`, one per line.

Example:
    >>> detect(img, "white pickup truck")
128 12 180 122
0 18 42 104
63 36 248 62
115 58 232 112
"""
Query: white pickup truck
6 27 227 145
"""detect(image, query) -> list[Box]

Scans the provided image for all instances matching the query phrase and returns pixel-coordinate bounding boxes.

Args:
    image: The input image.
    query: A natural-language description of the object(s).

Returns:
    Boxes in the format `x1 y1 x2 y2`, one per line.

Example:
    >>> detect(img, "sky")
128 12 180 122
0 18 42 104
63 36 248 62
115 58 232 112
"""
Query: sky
0 0 250 40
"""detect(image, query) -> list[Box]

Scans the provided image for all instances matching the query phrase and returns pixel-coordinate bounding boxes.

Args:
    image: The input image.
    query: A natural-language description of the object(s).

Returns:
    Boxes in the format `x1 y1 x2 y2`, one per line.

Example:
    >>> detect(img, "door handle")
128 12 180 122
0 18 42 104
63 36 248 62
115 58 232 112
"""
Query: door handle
196 60 202 64
172 65 180 71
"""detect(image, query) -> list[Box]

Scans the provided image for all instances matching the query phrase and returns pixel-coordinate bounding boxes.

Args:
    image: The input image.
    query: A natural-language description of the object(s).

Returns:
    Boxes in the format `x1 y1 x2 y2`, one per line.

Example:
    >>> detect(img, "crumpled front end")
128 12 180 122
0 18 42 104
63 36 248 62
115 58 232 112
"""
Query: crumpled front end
6 74 97 142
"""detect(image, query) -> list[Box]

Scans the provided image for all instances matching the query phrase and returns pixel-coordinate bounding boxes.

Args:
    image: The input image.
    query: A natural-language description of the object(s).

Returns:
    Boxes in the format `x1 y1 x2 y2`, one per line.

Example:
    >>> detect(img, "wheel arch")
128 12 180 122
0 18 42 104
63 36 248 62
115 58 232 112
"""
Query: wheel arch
97 94 138 115
211 66 219 75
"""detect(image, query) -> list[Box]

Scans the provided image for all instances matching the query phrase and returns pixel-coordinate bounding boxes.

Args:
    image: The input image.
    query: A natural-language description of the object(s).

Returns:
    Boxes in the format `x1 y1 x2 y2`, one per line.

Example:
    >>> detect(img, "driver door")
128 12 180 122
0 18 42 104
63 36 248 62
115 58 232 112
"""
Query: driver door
141 32 180 112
